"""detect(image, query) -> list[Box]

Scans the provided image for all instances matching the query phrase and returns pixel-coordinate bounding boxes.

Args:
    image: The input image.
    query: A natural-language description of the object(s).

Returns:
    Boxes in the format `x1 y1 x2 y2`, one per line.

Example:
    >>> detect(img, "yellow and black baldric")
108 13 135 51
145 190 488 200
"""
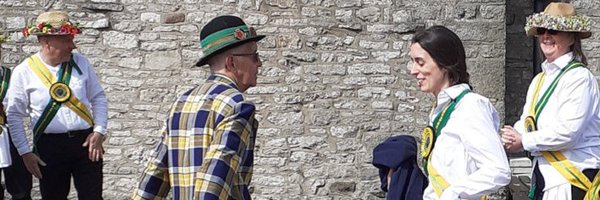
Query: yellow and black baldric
27 55 92 153
0 66 11 126
526 61 600 200
421 89 471 174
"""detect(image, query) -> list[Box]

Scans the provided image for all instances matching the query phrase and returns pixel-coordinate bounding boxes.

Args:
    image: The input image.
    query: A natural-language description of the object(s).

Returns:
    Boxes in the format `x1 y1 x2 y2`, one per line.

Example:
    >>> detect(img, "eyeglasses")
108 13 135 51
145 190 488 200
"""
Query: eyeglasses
232 52 260 62
536 28 559 35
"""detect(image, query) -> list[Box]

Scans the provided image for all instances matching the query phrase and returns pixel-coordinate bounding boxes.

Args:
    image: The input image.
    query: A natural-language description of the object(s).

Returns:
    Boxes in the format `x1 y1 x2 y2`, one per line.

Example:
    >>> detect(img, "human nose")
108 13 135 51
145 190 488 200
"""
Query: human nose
409 62 418 76
257 55 262 67
69 41 77 50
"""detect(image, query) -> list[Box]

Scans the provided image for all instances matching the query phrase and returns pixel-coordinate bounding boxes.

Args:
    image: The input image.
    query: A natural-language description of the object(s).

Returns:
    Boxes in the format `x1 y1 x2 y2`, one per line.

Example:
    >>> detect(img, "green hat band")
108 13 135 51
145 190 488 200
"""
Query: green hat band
201 25 252 56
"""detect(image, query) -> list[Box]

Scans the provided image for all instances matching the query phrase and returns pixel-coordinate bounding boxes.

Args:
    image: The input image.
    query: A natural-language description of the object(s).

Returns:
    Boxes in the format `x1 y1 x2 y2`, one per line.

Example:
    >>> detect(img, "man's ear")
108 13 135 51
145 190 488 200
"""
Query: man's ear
39 37 49 48
225 55 236 71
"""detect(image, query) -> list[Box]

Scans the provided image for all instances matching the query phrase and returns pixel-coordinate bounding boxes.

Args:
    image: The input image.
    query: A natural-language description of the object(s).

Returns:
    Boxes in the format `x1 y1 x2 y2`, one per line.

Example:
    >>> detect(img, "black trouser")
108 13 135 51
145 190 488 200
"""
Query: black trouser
0 132 33 200
37 129 103 200
532 163 544 200
533 164 600 199
572 168 600 199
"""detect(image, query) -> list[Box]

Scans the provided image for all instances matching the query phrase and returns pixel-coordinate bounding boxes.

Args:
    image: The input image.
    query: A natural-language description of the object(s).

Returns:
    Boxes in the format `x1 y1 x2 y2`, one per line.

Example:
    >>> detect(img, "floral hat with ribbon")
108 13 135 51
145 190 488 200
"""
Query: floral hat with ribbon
525 2 592 39
22 11 81 37
195 15 265 67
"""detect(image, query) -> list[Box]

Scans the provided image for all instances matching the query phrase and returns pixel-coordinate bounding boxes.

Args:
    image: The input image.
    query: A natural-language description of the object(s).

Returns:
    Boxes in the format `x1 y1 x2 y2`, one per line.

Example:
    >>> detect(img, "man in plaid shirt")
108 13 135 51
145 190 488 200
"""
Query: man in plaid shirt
133 15 264 200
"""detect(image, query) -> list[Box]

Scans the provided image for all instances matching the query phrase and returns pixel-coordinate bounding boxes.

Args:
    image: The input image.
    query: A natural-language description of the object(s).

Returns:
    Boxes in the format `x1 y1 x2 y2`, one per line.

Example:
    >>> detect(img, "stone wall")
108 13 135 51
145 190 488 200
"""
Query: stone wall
504 0 534 199
573 0 600 77
1 0 505 199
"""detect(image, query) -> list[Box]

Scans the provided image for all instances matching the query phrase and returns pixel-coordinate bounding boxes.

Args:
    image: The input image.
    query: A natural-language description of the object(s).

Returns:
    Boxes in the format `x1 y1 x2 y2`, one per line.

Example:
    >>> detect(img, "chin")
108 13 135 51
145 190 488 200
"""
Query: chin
543 52 559 61
541 47 557 56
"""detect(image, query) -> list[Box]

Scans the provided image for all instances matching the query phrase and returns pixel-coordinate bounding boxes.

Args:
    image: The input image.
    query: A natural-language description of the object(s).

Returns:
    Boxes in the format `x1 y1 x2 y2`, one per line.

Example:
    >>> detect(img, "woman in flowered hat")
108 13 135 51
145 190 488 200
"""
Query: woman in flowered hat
7 10 107 199
410 25 511 200
501 2 600 199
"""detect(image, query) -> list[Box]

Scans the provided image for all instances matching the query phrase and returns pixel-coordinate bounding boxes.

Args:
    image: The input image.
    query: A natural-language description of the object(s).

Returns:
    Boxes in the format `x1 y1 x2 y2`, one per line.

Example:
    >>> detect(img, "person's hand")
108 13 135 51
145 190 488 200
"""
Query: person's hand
22 152 46 179
387 169 393 190
82 132 104 162
501 125 523 152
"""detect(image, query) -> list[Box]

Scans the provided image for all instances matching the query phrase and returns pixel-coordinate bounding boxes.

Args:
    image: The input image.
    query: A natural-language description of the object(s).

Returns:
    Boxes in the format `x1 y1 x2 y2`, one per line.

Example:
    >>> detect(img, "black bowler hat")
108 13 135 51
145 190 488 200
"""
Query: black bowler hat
195 15 266 67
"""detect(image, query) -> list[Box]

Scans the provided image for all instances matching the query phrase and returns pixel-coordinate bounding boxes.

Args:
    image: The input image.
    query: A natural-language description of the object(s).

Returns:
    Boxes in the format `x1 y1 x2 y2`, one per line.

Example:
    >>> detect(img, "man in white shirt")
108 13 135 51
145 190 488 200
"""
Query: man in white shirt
6 11 108 199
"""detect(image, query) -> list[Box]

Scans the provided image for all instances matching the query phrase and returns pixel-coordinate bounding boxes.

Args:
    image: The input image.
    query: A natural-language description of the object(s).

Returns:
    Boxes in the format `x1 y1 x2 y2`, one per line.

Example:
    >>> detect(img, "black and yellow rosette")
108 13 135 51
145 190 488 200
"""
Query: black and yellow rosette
49 82 71 103
524 116 537 132
421 126 435 158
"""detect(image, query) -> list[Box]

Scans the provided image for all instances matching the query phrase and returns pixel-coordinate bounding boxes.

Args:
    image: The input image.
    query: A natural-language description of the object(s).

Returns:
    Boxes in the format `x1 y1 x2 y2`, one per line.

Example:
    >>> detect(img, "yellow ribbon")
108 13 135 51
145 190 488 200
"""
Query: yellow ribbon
529 73 545 116
542 151 600 199
427 159 487 199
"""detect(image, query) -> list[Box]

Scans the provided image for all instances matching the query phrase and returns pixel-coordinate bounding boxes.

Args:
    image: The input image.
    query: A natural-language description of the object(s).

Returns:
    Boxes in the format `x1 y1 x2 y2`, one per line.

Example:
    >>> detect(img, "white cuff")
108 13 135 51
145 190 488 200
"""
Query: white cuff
440 187 460 200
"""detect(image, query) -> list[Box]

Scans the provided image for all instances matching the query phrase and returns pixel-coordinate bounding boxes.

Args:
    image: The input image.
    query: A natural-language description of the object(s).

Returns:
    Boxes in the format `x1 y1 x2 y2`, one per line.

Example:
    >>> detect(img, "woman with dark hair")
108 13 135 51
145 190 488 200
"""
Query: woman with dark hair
410 25 511 199
501 3 600 199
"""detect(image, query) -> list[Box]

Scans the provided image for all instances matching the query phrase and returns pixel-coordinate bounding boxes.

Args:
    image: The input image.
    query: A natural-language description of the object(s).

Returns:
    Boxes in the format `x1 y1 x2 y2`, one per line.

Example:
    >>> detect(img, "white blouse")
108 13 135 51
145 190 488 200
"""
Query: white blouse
423 83 511 200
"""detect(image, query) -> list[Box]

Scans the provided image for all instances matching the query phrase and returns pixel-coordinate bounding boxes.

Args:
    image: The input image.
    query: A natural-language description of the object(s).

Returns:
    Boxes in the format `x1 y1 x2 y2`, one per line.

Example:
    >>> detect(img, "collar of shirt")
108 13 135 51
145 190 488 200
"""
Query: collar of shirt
432 83 470 117
207 73 240 91
34 53 61 68
541 52 573 75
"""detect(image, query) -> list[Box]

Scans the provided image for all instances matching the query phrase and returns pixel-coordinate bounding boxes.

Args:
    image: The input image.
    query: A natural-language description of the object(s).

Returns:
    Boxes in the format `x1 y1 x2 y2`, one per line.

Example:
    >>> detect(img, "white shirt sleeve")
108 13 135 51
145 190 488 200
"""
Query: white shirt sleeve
6 64 33 155
79 55 108 135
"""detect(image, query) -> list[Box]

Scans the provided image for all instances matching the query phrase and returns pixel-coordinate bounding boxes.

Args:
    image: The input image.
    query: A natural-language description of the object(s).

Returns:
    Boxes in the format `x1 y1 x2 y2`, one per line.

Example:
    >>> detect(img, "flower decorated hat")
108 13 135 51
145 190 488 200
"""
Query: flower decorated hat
22 11 81 37
525 2 592 39
195 15 265 67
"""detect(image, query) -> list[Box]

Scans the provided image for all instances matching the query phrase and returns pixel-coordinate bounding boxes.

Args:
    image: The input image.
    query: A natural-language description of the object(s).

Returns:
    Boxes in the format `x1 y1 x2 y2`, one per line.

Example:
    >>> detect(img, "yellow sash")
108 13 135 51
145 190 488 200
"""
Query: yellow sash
427 160 488 200
427 160 450 197
541 151 600 200
27 56 94 126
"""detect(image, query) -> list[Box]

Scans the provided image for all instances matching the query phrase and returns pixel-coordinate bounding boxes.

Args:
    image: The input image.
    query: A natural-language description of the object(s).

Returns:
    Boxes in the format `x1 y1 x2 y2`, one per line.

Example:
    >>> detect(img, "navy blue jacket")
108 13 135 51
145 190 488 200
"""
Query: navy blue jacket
372 135 428 200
